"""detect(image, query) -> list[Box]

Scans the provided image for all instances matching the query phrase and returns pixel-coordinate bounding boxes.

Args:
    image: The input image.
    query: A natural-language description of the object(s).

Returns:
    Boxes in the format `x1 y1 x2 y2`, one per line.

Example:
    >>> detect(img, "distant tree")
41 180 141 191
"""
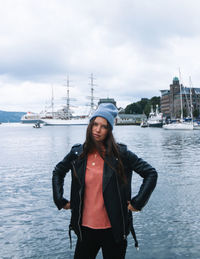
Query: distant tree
124 103 133 114
140 98 149 112
125 103 142 114
193 109 199 118
183 108 187 118
150 96 161 110
124 96 160 117
118 107 125 114
144 103 151 117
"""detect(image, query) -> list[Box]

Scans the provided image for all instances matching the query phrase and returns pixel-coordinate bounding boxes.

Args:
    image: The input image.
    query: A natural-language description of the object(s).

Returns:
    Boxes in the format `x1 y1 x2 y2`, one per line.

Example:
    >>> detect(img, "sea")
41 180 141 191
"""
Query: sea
0 123 200 259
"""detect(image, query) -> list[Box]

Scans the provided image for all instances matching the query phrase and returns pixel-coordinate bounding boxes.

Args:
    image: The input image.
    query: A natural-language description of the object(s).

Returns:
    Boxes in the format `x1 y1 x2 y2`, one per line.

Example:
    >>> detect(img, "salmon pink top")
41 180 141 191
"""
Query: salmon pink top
82 151 111 229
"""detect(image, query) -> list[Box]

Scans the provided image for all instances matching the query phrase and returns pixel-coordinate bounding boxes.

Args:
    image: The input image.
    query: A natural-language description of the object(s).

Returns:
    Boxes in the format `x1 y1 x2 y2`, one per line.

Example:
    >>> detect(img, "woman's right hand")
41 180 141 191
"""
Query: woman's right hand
127 201 139 212
63 202 70 210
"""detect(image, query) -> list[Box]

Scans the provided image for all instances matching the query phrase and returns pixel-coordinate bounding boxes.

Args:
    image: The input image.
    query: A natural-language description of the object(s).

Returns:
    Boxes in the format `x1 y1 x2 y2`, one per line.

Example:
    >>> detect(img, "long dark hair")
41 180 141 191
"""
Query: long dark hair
80 118 127 183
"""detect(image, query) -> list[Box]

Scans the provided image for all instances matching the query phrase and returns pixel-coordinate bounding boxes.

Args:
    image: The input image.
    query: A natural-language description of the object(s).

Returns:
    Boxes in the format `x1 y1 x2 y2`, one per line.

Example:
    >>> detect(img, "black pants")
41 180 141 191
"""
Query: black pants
74 226 127 259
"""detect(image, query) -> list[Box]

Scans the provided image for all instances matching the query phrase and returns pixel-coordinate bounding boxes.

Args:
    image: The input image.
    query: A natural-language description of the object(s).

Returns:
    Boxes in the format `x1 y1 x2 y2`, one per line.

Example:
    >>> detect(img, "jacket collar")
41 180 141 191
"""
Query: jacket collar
72 144 86 186
72 145 118 192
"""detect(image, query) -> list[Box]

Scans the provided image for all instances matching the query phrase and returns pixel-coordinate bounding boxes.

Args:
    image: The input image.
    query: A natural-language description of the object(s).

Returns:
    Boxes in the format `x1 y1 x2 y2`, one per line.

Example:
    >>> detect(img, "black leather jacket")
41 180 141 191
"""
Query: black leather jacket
52 143 158 243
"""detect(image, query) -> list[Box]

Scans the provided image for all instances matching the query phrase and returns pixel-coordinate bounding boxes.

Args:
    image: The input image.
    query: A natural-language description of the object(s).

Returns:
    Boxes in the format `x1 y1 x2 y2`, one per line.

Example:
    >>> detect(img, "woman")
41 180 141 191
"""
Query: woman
52 103 158 259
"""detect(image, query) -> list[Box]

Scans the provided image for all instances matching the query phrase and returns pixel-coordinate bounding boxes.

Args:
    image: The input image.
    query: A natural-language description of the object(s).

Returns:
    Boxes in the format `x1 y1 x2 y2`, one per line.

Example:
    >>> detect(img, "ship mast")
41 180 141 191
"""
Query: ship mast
66 75 70 119
51 85 54 119
89 73 95 112
88 73 98 114
63 75 71 119
179 69 183 121
189 76 193 122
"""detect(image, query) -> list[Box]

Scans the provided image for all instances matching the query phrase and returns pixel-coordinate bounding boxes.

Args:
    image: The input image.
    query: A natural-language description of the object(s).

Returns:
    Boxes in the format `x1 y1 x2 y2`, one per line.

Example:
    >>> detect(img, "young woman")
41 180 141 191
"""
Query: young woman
52 103 158 259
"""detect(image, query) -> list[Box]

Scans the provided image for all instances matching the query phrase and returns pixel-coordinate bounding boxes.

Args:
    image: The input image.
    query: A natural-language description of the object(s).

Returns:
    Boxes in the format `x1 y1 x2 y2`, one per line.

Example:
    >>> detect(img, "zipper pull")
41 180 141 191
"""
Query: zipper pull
68 224 72 249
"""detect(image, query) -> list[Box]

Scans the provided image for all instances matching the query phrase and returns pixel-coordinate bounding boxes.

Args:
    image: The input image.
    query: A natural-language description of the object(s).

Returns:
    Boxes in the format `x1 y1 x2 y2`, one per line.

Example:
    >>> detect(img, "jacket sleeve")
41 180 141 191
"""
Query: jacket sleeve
52 150 73 210
126 150 158 211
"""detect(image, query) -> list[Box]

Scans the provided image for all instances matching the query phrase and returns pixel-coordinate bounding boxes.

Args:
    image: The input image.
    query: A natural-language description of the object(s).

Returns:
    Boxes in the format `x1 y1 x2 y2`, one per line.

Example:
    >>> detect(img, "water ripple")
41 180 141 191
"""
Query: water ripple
0 125 200 259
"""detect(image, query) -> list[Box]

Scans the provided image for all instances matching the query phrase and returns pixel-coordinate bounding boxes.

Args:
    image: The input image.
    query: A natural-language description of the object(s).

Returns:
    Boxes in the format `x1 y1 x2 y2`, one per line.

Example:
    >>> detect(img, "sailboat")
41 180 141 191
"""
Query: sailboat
163 121 193 130
42 74 95 126
163 74 194 130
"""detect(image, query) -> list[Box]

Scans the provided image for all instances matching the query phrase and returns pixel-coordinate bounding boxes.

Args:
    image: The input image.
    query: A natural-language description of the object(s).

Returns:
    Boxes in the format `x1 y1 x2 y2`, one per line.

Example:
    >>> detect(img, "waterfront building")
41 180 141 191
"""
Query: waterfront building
160 90 170 117
116 114 147 125
98 98 116 106
160 77 200 119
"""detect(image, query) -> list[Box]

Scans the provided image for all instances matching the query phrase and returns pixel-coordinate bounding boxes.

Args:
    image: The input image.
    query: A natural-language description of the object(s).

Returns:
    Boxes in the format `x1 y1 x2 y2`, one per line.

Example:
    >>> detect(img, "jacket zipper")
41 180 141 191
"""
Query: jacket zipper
115 169 126 240
78 188 83 241
72 161 83 241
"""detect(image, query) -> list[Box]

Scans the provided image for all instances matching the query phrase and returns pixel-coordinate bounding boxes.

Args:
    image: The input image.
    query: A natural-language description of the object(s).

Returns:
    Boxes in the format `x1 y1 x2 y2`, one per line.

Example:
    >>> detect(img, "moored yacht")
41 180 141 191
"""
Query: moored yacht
163 121 194 130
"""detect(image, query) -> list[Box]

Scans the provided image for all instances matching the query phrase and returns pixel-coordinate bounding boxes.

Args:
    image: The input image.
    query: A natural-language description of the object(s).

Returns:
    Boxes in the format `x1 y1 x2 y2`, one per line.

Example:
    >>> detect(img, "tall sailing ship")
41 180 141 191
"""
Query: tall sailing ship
21 74 96 126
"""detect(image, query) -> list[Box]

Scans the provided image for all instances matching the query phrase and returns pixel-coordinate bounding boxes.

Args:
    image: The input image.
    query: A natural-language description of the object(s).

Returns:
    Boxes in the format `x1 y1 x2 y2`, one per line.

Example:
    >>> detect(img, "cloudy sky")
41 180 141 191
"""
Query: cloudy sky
1 0 200 113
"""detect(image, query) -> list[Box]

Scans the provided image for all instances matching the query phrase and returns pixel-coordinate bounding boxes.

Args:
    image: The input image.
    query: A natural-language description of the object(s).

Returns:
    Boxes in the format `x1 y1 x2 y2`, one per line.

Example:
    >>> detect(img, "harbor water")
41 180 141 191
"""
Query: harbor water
0 124 200 259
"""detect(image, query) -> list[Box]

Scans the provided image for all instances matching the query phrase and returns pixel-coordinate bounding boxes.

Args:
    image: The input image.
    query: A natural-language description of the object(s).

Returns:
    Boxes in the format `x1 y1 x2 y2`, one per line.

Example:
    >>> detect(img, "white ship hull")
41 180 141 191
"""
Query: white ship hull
193 122 200 130
42 118 89 126
147 121 163 128
163 123 193 130
21 119 43 124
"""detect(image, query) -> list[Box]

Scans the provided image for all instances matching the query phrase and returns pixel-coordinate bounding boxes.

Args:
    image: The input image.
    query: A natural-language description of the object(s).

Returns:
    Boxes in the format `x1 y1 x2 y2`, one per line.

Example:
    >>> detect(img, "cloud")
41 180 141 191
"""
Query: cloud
1 0 200 112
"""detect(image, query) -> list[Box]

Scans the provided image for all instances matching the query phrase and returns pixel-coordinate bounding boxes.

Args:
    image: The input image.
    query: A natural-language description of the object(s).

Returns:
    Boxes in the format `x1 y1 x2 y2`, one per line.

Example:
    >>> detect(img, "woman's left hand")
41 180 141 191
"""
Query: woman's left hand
63 201 71 210
127 201 139 212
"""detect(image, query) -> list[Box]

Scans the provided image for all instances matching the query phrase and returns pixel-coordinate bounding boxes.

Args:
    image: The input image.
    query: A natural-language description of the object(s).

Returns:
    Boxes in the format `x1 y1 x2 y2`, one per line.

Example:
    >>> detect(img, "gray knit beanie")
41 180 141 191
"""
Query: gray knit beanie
90 103 118 129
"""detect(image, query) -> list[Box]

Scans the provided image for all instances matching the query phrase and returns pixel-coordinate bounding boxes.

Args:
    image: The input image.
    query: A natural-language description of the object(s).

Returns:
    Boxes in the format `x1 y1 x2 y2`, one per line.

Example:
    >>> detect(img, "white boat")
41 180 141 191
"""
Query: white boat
163 121 194 130
140 120 148 128
193 122 200 130
147 105 163 128
33 121 42 128
163 73 194 130
21 112 43 124
42 74 96 126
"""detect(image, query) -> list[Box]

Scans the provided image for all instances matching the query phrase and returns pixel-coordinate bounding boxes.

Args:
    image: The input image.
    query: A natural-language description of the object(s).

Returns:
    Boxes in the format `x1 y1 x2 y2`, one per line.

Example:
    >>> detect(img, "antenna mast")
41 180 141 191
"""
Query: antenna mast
179 69 183 121
51 85 54 119
189 76 193 121
89 73 95 112
66 75 70 119
63 75 71 119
